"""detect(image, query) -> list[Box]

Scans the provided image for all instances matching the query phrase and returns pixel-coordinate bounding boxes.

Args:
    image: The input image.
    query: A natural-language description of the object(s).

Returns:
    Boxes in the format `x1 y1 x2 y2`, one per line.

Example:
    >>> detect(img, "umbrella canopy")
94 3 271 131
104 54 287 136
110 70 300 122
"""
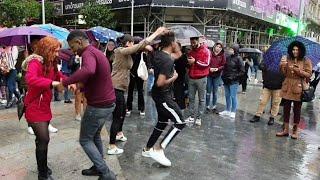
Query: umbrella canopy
239 48 262 54
88 26 124 43
169 25 203 46
0 26 52 46
264 36 320 72
32 24 69 41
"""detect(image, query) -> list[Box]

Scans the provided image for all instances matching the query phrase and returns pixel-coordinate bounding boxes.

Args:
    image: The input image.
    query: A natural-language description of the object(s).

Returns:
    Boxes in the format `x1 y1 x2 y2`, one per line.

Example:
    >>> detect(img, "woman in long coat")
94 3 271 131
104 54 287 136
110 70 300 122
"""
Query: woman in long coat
276 41 312 139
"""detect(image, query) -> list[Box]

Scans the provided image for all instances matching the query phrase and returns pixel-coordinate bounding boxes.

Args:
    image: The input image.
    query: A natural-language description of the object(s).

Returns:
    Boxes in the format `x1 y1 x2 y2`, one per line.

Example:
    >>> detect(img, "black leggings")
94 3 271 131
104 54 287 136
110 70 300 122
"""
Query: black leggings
110 89 126 144
30 122 50 177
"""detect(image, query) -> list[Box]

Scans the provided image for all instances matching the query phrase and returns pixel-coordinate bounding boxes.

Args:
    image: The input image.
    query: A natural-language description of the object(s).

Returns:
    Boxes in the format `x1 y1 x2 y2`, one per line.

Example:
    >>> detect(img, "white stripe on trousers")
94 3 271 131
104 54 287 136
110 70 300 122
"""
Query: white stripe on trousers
162 102 182 124
161 127 179 149
160 102 182 149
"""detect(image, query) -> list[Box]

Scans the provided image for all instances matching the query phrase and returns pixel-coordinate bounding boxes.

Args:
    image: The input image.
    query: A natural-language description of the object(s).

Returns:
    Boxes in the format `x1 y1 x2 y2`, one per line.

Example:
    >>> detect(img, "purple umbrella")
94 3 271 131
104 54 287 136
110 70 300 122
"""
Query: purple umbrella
0 26 52 46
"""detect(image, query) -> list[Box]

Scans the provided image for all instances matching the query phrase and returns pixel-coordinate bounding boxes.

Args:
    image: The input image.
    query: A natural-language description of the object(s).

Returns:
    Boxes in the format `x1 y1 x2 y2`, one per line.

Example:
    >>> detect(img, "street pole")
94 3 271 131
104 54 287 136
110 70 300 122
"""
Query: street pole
131 0 134 36
298 0 305 35
42 0 45 24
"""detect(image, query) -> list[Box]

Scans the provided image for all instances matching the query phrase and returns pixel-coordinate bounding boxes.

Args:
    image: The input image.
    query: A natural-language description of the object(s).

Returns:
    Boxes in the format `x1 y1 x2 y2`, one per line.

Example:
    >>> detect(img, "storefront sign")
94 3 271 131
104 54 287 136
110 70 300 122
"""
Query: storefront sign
151 0 228 9
63 0 151 15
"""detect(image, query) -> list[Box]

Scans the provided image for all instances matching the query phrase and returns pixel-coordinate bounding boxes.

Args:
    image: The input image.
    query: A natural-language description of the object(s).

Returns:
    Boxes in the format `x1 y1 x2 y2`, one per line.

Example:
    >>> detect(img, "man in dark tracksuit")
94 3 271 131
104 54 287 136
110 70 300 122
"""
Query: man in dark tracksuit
142 31 186 167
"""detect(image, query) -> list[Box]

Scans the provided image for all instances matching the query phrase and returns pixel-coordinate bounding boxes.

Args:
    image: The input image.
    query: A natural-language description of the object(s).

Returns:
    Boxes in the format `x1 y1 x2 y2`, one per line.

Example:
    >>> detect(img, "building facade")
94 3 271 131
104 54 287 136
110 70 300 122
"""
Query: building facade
51 0 314 48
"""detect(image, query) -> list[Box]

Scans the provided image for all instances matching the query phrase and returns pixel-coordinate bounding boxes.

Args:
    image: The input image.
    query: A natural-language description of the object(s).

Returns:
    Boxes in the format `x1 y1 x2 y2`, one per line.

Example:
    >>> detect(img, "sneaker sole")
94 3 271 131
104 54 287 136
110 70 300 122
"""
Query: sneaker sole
150 156 171 167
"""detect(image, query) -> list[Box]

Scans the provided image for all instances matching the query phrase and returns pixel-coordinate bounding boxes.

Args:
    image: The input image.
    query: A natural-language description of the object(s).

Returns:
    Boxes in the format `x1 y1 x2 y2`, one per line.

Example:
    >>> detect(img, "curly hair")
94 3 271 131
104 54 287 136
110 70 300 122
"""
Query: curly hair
34 36 61 75
287 40 306 60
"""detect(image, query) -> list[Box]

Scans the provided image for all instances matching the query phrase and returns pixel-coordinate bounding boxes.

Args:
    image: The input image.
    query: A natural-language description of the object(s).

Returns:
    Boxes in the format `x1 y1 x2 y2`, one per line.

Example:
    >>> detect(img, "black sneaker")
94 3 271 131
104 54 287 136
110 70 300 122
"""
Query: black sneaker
98 171 117 180
267 117 275 126
250 115 260 123
82 166 102 176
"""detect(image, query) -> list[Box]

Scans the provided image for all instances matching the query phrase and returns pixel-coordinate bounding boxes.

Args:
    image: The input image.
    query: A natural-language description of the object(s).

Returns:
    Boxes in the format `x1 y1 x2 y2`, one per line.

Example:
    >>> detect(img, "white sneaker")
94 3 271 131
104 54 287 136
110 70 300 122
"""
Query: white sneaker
48 124 58 133
116 135 128 142
27 127 34 135
140 111 145 116
0 99 7 104
75 114 82 121
107 146 124 155
229 112 236 119
126 111 131 117
219 111 231 116
149 149 171 167
185 116 194 123
212 105 216 110
142 148 153 158
195 118 201 126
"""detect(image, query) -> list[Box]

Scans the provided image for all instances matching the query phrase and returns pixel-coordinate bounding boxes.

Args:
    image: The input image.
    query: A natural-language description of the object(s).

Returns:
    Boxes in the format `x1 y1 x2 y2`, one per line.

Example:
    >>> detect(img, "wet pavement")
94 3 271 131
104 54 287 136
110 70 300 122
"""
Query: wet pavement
0 80 320 180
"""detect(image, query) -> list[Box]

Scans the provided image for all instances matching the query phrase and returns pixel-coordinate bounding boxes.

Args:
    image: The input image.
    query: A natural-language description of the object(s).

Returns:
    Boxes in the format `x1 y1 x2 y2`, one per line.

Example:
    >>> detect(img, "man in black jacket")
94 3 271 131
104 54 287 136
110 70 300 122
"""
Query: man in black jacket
250 62 285 125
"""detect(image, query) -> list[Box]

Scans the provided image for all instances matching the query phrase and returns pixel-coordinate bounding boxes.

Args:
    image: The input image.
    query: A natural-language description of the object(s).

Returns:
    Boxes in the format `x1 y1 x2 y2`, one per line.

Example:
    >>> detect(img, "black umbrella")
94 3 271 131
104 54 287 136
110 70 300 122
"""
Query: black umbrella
239 48 262 54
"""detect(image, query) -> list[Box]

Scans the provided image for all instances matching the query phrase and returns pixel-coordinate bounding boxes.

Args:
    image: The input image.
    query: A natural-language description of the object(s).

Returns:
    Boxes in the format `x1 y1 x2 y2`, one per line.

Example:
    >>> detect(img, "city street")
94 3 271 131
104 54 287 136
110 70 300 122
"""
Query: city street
0 82 319 180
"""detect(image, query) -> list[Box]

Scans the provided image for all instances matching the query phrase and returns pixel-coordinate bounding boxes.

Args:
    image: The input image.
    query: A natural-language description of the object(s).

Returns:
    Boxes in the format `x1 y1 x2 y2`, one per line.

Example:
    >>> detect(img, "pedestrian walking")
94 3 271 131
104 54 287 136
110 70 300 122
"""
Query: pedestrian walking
219 44 245 119
22 36 64 180
62 31 117 180
240 54 252 93
142 31 186 167
107 27 167 155
206 41 226 111
185 36 211 126
0 46 21 108
276 41 312 139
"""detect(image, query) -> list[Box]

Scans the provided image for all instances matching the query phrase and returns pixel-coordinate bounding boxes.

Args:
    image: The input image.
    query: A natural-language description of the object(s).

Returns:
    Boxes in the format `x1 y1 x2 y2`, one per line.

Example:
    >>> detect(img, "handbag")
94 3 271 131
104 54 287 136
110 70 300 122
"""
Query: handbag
17 95 25 121
301 78 315 102
137 53 148 81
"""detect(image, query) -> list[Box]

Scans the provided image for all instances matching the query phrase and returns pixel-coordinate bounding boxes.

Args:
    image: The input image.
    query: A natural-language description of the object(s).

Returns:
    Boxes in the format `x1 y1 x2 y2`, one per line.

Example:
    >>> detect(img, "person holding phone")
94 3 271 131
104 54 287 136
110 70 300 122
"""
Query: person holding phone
185 36 211 126
276 41 312 139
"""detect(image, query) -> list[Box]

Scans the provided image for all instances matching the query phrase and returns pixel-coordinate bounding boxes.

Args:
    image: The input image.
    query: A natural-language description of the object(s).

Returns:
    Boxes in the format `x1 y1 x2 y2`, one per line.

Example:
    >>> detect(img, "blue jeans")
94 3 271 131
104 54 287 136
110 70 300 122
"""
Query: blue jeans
64 87 71 101
147 73 154 93
206 76 221 107
79 105 115 175
224 83 239 112
6 69 20 101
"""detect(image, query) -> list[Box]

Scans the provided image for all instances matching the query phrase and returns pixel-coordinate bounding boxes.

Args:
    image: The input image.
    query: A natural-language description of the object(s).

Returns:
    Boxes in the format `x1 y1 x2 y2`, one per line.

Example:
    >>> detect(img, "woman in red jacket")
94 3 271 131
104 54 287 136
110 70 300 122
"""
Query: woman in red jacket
23 36 64 180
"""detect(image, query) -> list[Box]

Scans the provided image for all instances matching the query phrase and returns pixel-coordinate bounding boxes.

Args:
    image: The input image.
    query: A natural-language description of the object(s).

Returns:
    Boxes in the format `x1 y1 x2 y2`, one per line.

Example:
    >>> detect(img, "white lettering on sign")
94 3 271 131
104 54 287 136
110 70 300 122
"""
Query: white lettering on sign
233 0 246 8
96 0 112 5
118 0 130 2
65 2 84 10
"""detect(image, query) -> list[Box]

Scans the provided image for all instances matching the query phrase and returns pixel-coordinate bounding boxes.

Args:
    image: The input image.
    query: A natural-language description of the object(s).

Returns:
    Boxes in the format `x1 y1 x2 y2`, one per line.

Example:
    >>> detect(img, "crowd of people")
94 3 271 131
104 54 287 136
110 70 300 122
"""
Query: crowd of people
0 25 319 180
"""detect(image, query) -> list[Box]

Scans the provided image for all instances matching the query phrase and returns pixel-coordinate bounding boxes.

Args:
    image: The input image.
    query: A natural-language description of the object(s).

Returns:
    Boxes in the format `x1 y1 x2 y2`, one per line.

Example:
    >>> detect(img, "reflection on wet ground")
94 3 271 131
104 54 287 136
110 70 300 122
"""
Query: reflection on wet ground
117 83 320 180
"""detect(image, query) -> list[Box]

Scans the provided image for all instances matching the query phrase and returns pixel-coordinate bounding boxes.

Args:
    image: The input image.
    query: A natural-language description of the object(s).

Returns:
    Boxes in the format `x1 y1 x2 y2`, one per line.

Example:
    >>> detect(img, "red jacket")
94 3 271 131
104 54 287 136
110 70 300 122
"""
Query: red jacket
23 55 64 123
188 45 210 79
209 50 226 77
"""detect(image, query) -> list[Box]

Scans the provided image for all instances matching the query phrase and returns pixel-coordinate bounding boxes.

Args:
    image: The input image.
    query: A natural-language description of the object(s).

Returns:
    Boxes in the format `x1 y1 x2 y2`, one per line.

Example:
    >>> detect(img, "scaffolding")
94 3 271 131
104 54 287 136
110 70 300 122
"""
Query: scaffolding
114 7 289 49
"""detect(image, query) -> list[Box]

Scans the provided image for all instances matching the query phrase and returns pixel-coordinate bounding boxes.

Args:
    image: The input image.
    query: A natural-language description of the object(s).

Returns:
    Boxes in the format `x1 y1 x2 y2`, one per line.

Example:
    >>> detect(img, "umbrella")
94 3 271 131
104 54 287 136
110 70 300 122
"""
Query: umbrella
88 26 124 43
32 24 69 41
239 48 262 54
263 36 320 72
0 26 52 46
169 25 203 46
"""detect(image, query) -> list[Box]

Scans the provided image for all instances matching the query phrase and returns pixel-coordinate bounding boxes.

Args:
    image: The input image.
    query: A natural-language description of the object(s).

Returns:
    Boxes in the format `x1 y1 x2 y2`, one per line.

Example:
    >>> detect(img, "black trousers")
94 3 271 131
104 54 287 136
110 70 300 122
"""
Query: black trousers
110 89 126 144
173 80 186 109
146 93 186 149
127 74 145 112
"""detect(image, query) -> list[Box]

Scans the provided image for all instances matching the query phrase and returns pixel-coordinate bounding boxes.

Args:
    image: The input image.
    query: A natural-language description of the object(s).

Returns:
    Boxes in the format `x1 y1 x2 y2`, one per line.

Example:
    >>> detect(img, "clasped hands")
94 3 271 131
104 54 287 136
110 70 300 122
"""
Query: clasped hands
51 79 78 92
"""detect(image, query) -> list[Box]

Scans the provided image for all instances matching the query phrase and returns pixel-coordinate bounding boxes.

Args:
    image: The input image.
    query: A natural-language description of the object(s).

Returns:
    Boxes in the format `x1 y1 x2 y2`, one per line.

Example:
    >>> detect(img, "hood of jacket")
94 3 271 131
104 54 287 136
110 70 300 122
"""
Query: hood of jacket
21 54 43 71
